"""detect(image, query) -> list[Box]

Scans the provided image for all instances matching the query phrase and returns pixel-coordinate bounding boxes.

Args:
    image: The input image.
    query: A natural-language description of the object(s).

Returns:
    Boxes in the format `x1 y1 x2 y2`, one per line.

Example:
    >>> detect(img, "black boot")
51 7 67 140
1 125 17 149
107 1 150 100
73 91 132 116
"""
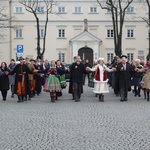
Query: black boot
138 88 141 97
17 95 21 103
21 95 24 102
99 94 102 102
147 91 149 101
101 94 104 102
144 90 146 99
134 86 137 96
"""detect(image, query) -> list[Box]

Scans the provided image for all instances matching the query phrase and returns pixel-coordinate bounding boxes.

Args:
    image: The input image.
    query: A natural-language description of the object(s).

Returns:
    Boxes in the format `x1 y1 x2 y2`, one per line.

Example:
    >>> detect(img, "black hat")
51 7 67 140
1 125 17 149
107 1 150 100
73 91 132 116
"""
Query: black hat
120 55 127 59
19 57 24 61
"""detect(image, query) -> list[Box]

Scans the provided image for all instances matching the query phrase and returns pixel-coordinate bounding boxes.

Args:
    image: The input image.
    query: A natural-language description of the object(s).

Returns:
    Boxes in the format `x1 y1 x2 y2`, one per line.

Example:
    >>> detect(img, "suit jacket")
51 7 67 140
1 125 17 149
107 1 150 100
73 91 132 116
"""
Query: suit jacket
70 62 86 83
117 62 133 89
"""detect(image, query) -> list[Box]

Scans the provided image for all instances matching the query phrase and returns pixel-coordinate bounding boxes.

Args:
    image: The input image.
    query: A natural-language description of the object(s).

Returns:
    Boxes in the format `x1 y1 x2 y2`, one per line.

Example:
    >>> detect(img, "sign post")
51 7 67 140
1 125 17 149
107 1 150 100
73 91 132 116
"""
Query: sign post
16 45 24 60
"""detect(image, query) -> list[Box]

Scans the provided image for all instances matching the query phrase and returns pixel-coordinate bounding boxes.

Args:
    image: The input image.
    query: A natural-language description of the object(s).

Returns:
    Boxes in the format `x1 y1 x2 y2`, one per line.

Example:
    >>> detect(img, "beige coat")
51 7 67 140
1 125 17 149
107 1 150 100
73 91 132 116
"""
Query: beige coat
143 70 150 90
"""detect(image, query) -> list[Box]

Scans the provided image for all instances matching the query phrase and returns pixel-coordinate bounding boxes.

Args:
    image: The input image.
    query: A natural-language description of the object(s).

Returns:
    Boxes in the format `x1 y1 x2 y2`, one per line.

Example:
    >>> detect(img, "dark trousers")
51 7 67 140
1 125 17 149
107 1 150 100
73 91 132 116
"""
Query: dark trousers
73 82 82 100
1 90 7 100
120 87 128 100
83 74 90 85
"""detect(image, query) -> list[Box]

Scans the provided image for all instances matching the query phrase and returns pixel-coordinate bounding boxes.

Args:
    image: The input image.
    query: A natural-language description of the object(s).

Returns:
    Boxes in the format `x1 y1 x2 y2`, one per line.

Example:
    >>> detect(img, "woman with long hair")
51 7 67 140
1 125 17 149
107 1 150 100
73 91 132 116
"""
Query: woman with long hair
0 62 10 101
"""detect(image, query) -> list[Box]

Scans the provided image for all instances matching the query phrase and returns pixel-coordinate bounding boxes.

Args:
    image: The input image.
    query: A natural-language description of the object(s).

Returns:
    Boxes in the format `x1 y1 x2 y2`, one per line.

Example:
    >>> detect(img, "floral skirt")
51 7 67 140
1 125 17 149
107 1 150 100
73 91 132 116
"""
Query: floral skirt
44 75 62 92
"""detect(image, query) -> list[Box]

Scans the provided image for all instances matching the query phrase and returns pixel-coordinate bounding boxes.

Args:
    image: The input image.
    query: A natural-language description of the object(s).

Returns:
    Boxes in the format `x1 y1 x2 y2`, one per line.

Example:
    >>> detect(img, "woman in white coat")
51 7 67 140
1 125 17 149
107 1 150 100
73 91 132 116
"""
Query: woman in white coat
87 57 114 102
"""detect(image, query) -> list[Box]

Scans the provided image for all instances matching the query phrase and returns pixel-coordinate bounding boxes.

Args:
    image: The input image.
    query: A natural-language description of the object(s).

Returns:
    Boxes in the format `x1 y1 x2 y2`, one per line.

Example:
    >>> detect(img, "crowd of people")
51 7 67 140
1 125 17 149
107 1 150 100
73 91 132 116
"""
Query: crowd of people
0 54 149 103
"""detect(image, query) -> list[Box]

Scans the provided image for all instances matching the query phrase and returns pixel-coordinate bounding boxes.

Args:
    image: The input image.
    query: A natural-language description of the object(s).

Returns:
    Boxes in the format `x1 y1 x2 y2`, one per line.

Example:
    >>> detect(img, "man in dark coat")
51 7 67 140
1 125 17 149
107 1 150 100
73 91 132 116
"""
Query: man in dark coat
9 57 34 102
69 55 86 102
116 55 133 102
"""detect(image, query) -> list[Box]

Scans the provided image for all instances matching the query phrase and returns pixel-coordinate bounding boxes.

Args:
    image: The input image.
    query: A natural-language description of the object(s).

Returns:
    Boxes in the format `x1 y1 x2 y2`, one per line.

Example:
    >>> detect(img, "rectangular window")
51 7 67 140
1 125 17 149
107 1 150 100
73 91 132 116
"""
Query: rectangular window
90 7 97 13
74 7 82 13
36 7 44 13
107 29 114 38
126 7 134 13
127 29 134 38
58 7 65 13
58 52 65 62
127 53 134 62
16 29 22 38
107 53 114 62
39 29 44 38
106 7 111 13
58 29 65 38
15 7 23 13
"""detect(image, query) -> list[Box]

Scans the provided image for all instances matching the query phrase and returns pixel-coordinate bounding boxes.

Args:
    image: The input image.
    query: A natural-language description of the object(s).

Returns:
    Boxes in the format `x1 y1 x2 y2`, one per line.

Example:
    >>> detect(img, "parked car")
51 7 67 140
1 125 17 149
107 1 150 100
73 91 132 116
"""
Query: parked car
64 63 71 82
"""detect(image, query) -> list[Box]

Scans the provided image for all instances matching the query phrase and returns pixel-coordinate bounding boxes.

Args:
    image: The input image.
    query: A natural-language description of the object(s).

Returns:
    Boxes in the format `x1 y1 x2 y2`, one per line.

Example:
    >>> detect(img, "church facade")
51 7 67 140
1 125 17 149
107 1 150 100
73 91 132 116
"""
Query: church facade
0 0 149 64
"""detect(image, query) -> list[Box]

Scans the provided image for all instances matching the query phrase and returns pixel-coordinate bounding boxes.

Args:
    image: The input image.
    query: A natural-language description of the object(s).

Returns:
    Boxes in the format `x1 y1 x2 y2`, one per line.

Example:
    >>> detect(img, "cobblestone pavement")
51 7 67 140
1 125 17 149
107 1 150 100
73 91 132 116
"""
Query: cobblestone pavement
0 83 150 150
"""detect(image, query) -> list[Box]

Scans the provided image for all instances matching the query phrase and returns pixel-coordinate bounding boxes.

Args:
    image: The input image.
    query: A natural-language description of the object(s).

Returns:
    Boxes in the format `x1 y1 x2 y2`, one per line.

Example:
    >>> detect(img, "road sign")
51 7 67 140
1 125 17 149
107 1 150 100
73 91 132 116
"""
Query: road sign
16 53 23 57
17 45 24 53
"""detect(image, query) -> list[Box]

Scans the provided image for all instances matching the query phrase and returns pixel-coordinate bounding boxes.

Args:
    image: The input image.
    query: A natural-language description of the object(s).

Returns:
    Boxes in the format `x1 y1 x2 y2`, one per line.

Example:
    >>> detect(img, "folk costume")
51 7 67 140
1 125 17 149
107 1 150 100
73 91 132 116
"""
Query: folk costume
9 57 34 102
88 57 113 102
44 67 62 102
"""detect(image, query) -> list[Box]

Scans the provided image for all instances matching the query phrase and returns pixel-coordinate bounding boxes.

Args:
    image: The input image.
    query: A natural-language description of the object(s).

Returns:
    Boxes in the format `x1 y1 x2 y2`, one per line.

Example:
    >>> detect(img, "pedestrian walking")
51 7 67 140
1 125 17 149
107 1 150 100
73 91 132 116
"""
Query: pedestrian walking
143 57 150 101
131 59 143 97
69 56 86 102
116 55 133 102
8 59 16 98
0 62 10 101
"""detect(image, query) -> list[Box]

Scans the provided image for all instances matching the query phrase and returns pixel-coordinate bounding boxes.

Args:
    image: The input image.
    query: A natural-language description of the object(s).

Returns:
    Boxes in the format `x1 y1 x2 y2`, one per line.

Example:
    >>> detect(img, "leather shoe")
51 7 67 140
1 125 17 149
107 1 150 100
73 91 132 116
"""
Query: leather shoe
120 99 124 102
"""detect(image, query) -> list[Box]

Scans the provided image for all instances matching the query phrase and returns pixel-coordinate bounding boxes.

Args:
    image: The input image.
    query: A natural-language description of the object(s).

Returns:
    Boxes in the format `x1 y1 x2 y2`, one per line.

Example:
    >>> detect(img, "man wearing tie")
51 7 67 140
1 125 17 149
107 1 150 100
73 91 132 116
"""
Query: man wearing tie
116 55 133 102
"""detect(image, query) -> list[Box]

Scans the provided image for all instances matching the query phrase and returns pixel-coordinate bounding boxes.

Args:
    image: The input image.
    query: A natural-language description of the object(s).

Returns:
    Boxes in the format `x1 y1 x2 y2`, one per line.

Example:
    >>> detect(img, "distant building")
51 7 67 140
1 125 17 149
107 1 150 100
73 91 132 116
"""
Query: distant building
0 0 148 64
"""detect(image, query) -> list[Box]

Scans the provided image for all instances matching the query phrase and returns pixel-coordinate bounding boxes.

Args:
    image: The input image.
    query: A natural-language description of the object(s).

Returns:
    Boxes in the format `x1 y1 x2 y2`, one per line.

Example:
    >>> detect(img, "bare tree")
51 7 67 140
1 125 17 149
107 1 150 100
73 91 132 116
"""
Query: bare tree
141 0 150 58
0 0 16 42
19 0 56 59
97 0 133 57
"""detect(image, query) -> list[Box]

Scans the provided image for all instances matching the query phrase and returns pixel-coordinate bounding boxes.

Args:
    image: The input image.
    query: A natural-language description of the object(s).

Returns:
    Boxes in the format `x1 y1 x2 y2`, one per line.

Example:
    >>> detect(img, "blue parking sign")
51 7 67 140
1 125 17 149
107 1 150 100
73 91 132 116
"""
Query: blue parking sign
17 45 24 53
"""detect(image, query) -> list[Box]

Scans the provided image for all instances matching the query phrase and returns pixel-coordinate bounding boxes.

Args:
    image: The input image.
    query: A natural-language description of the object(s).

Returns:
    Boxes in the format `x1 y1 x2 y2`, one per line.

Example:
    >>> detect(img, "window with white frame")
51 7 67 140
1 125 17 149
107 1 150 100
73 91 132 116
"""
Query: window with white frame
89 7 97 13
127 53 134 62
58 52 65 62
58 29 65 38
106 7 111 13
126 7 134 13
36 7 44 13
74 7 82 13
39 29 44 38
15 29 22 38
127 29 134 38
107 29 114 38
58 7 66 13
107 53 114 62
14 6 23 13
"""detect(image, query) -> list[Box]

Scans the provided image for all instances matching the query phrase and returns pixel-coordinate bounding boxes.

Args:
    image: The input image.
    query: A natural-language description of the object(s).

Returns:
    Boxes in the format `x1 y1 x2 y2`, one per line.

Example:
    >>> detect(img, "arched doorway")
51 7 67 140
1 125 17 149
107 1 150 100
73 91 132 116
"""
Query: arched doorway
78 46 93 66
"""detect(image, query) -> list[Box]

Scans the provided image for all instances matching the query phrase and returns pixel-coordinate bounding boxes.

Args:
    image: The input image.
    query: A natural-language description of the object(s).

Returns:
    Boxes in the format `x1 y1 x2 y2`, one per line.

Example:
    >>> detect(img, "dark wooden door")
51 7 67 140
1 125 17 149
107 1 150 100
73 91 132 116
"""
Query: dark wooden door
78 47 93 66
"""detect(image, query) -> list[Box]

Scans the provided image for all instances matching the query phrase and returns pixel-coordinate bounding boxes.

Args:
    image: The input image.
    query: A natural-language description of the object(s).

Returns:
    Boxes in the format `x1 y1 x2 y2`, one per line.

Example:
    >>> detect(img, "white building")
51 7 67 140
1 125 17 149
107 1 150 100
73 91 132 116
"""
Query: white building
0 0 149 65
